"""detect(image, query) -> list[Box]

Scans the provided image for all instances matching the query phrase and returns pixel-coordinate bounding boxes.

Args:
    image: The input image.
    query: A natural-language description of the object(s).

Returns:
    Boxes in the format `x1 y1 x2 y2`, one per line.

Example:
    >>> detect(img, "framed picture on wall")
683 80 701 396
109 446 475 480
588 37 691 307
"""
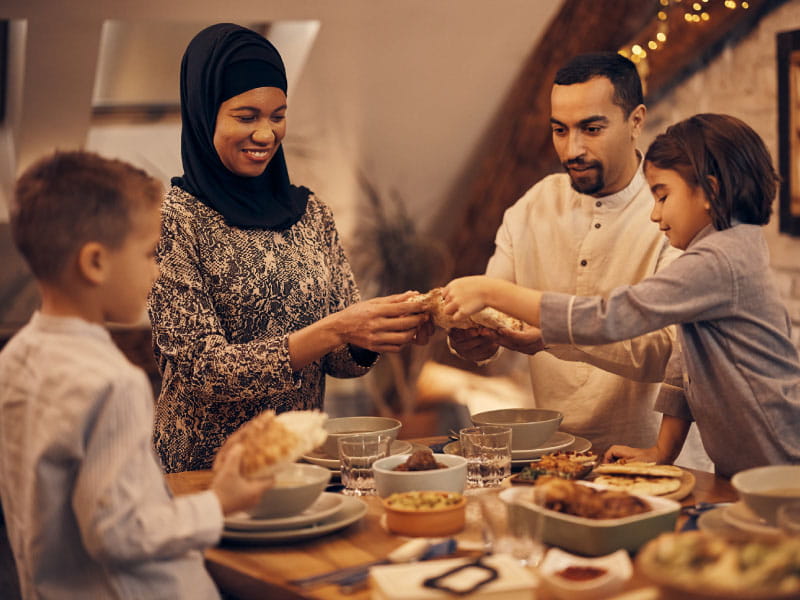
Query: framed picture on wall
777 29 800 236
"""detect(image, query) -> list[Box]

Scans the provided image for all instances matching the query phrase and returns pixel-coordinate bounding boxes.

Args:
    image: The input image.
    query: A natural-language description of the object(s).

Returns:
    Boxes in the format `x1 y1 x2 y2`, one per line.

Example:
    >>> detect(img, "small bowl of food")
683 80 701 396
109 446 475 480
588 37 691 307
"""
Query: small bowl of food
383 490 466 537
373 450 467 497
249 463 331 519
470 408 563 451
317 416 402 459
731 465 800 525
539 547 632 600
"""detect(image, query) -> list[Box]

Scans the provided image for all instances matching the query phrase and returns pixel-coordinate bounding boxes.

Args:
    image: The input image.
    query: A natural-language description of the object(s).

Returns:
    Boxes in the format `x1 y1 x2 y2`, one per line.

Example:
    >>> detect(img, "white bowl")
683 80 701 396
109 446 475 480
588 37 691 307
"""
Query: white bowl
731 465 800 525
318 416 402 458
373 453 467 498
539 547 632 600
471 408 563 451
249 463 330 519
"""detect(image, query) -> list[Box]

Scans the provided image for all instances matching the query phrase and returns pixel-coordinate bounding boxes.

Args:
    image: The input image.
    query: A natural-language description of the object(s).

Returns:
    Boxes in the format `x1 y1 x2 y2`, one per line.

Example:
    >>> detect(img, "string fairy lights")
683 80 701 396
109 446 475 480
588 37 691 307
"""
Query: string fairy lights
618 0 751 83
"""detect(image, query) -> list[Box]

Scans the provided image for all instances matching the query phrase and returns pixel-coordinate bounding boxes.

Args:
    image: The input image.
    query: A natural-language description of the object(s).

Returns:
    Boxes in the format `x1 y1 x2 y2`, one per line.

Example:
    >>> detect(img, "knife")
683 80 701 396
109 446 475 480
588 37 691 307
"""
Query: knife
289 538 457 590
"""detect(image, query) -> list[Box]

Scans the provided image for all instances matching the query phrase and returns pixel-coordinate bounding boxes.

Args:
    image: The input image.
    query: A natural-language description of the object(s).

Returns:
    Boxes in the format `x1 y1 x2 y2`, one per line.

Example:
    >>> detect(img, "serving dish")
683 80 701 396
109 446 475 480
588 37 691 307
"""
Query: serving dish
539 547 632 600
382 491 466 537
500 484 680 556
637 530 800 599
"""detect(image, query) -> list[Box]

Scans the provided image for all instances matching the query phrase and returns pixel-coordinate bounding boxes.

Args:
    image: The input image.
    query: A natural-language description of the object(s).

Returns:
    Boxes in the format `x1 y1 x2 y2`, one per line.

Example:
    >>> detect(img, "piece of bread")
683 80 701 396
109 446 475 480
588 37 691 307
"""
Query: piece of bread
238 410 328 478
593 461 683 478
407 288 524 332
593 474 682 496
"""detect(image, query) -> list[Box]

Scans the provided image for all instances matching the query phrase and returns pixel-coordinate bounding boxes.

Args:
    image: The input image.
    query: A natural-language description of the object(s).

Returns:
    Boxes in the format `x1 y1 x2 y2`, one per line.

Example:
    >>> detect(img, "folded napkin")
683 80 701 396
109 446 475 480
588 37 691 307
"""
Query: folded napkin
369 555 536 599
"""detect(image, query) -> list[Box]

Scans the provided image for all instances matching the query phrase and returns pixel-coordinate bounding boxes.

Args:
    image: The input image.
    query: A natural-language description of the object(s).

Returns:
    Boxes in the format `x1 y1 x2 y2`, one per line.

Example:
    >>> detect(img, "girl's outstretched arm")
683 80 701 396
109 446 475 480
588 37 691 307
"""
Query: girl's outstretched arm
442 275 544 326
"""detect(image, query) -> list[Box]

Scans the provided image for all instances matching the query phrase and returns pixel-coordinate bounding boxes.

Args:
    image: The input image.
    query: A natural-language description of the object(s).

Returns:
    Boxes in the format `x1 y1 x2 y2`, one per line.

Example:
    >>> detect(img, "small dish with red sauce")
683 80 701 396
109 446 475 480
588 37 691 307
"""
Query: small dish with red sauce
539 547 632 599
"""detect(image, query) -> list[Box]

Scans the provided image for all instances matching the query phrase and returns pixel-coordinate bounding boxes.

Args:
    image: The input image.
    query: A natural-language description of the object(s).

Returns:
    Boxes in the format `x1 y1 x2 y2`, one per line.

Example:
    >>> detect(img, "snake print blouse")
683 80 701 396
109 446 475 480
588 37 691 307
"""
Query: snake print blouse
148 186 374 472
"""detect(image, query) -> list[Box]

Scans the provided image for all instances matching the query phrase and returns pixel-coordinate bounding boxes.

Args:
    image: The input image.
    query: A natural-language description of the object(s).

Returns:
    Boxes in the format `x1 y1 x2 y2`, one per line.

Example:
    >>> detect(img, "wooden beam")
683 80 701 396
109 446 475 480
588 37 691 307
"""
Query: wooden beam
443 0 784 278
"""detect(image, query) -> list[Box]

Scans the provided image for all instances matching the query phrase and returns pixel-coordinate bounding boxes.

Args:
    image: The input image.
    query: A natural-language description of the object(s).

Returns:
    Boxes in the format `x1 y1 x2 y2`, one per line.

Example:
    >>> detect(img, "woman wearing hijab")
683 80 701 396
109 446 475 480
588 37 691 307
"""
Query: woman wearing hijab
148 23 428 472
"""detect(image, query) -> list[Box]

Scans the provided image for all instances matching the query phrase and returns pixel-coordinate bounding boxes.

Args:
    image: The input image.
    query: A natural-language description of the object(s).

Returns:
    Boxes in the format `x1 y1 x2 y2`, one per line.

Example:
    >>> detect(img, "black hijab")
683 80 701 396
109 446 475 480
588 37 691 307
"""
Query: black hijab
173 23 309 230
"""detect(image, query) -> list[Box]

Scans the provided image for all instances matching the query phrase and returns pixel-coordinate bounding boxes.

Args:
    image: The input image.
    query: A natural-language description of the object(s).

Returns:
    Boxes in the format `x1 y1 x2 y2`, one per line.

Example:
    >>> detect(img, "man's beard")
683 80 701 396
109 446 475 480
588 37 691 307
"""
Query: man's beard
564 159 605 195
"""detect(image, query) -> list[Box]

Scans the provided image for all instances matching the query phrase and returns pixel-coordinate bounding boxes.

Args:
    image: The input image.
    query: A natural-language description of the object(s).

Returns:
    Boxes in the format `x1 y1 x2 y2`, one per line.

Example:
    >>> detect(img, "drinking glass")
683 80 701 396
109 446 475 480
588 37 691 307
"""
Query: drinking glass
479 491 545 567
338 434 392 496
459 426 512 488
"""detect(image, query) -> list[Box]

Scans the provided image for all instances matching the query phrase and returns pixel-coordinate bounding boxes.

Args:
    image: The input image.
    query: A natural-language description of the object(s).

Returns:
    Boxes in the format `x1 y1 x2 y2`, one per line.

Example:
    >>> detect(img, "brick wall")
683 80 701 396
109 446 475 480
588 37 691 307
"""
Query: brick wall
641 0 800 349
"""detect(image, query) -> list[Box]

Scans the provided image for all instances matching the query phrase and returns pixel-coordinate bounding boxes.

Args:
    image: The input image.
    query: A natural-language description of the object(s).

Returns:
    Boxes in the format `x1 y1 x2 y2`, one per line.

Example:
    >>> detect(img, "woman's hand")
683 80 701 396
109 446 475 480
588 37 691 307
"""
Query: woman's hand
333 291 429 353
442 276 492 322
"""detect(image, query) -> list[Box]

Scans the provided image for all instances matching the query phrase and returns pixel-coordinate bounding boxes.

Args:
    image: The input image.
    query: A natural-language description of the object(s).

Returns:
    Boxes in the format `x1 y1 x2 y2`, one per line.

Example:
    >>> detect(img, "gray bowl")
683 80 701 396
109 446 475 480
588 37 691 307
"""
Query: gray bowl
731 465 800 525
471 408 563 451
318 416 402 459
249 463 331 519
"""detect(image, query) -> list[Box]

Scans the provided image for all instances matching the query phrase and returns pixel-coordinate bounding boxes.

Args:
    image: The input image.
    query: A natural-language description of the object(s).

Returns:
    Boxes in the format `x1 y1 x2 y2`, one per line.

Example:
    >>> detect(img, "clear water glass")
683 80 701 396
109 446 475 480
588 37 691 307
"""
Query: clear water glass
459 426 512 488
479 490 545 568
338 434 392 496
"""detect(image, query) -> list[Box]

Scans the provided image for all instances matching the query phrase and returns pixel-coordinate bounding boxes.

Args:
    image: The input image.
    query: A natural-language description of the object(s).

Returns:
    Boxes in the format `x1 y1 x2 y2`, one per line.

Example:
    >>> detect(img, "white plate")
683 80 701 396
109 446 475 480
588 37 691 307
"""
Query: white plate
221 495 367 544
443 435 591 468
224 492 344 531
697 505 739 536
302 440 413 470
722 502 783 538
511 432 575 459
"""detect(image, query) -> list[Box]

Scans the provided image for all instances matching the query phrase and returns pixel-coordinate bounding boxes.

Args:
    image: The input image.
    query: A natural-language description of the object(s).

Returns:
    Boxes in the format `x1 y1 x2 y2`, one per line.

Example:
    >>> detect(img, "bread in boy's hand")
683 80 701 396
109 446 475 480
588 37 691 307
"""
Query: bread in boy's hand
407 288 524 332
237 410 328 478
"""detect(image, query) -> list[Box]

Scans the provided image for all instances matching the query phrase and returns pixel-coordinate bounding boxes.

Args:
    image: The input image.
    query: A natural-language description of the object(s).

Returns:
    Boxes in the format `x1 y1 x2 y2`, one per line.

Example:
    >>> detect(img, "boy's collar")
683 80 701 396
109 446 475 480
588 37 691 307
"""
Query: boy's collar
30 311 112 343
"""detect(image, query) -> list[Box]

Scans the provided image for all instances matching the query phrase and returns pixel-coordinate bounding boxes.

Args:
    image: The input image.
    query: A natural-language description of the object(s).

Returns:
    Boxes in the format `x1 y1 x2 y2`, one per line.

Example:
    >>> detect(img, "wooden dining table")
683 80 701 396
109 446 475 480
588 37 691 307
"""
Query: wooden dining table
165 436 738 600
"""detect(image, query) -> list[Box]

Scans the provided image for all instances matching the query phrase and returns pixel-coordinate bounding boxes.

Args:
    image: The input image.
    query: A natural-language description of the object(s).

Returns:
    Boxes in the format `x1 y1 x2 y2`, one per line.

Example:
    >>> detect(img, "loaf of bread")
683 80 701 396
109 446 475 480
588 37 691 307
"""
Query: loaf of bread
238 410 328 478
407 287 524 332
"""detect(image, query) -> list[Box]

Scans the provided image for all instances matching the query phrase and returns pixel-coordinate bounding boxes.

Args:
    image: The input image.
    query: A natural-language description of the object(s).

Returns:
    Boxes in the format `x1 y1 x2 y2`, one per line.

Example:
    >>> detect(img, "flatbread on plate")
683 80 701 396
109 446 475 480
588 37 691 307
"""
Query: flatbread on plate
593 474 682 496
593 461 683 478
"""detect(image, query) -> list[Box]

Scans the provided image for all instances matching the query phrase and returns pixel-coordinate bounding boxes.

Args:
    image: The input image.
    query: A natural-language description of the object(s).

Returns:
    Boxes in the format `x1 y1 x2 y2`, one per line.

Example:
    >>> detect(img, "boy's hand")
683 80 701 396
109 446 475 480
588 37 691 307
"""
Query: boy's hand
210 444 273 516
442 276 489 322
603 444 659 464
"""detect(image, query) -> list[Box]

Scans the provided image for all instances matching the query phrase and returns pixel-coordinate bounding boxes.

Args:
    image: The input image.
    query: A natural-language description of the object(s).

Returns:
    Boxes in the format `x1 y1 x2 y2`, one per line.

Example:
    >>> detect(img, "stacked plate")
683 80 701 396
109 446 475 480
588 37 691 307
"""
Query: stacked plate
222 493 368 544
444 431 591 468
698 501 785 539
301 440 413 475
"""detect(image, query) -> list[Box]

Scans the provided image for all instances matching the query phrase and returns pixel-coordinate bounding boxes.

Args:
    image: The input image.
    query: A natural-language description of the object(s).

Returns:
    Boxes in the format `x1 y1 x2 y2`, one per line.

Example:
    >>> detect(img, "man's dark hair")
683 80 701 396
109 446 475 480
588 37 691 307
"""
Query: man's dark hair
554 52 644 117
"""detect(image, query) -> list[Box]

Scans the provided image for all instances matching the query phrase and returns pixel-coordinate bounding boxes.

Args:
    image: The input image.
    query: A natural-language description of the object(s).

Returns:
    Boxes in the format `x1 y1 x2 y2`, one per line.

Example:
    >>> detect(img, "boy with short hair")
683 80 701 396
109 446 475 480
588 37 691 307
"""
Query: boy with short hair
0 150 271 599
